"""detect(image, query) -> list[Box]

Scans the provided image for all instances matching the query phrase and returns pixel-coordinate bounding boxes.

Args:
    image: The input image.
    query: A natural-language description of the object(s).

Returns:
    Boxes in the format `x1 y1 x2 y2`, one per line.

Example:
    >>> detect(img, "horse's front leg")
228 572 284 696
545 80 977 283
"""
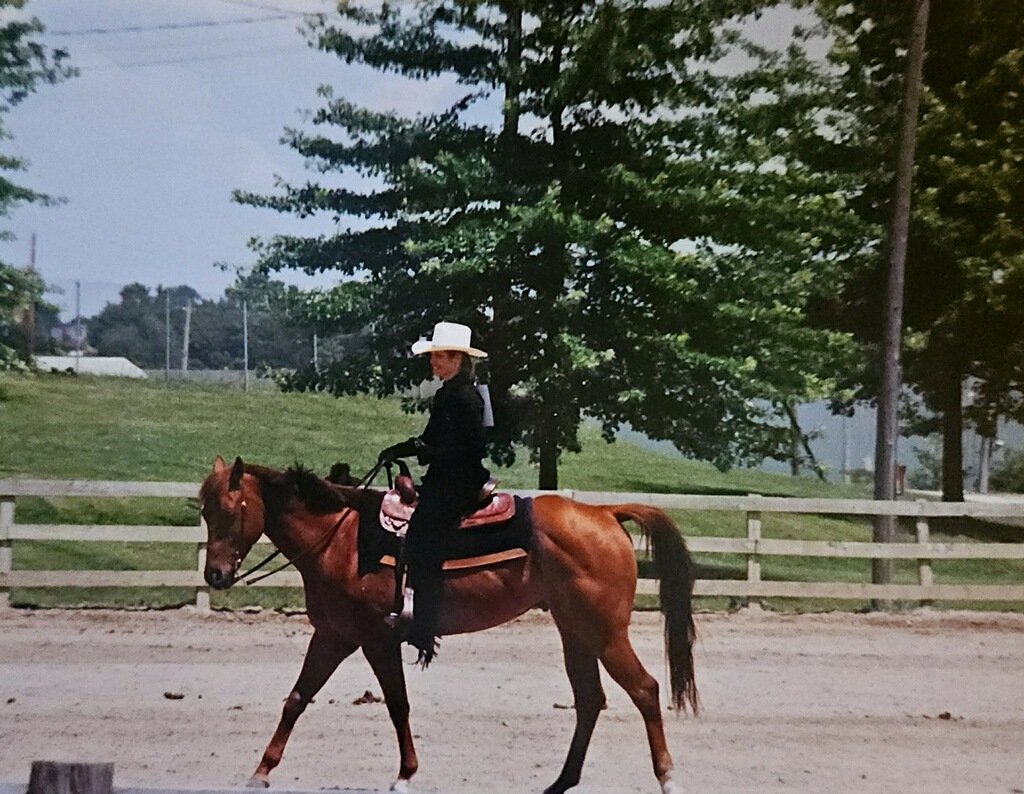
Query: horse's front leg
361 635 418 792
249 629 356 788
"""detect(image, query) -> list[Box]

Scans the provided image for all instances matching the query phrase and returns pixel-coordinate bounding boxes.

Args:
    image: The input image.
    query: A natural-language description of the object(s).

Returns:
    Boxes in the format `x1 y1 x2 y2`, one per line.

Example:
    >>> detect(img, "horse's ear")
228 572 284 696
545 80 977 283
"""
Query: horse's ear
229 456 244 491
213 455 226 473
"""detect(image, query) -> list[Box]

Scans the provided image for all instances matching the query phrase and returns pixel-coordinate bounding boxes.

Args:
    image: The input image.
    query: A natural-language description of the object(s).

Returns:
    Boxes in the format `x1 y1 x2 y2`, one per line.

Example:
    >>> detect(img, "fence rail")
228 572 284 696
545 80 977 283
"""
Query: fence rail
1 479 1022 608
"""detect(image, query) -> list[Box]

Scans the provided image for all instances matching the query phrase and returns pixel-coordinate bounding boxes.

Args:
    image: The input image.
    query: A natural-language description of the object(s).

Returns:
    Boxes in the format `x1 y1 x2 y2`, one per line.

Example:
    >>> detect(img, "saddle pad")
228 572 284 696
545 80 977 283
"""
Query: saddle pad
358 495 533 578
380 490 516 535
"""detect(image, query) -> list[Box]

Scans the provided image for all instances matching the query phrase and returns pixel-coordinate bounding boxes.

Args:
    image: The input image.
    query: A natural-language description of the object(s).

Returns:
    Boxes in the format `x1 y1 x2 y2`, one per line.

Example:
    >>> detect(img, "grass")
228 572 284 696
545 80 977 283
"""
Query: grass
2 371 1021 612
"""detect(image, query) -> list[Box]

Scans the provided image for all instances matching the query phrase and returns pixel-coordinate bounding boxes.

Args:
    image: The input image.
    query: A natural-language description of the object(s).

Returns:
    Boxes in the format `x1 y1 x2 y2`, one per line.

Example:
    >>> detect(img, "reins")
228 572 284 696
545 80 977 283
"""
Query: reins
239 460 386 586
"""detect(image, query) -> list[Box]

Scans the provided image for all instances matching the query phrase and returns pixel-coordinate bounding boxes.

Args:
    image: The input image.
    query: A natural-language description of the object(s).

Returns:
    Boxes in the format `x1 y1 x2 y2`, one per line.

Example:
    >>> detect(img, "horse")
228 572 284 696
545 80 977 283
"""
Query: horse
199 455 699 794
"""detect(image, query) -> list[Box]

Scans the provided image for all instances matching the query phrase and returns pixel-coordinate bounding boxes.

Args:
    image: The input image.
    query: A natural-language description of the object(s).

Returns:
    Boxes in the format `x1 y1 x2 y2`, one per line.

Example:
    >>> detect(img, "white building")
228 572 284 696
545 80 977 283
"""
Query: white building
34 354 147 379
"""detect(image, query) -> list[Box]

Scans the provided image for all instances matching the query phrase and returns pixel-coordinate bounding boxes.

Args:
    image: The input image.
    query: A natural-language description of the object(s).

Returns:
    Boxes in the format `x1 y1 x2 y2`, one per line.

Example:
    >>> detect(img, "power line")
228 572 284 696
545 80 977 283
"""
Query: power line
49 14 297 37
77 45 306 72
214 0 317 17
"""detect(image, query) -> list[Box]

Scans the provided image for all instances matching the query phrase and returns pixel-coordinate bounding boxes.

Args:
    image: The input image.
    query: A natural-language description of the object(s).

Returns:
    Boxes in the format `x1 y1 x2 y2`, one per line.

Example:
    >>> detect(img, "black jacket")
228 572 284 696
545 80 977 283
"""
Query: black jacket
412 372 490 502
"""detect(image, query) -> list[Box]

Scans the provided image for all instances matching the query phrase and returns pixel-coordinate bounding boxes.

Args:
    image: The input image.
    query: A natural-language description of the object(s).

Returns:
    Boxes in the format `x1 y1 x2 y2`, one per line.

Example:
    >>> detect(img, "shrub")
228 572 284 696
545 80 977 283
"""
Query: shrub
906 442 941 490
990 448 1024 494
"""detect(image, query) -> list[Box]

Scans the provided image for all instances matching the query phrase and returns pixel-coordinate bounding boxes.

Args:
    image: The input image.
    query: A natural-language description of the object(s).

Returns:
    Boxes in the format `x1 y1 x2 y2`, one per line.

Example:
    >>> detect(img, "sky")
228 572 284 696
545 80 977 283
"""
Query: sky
1 0 468 319
1 0 811 322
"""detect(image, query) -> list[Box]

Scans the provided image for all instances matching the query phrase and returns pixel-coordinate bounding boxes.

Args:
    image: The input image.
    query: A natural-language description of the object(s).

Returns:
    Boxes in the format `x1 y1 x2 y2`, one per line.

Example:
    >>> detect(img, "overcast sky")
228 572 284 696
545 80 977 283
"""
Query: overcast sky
1 0 470 319
2 0 808 321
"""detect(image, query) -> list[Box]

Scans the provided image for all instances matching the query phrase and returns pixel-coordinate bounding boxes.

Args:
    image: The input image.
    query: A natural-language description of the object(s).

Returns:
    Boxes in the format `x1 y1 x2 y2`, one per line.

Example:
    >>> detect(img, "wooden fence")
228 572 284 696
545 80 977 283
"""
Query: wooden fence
1 479 1022 608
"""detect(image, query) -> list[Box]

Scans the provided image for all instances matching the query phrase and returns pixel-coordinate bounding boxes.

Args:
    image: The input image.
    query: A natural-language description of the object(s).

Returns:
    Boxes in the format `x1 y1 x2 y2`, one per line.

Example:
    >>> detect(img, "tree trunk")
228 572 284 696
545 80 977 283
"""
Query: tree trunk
941 373 965 502
538 424 559 490
872 0 930 602
789 404 801 477
977 436 991 494
500 2 522 158
534 9 569 492
784 401 827 481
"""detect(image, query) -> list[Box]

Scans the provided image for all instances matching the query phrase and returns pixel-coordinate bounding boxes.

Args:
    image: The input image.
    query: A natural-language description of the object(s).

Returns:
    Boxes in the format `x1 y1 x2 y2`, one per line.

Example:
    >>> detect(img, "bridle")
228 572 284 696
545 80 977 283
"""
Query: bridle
236 460 387 586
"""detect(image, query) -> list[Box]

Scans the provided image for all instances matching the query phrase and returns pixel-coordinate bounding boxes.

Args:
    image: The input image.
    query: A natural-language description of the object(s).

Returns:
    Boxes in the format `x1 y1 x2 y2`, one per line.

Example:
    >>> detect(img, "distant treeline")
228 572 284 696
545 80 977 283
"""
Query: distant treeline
52 281 363 372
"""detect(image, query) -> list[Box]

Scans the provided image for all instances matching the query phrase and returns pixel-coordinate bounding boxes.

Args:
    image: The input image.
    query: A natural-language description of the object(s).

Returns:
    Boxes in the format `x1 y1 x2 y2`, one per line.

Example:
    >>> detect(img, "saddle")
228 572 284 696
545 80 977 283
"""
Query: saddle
379 472 515 537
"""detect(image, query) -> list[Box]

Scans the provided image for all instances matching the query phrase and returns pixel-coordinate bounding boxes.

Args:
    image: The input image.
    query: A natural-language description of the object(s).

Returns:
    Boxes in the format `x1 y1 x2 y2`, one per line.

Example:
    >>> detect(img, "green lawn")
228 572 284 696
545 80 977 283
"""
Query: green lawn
2 371 1020 612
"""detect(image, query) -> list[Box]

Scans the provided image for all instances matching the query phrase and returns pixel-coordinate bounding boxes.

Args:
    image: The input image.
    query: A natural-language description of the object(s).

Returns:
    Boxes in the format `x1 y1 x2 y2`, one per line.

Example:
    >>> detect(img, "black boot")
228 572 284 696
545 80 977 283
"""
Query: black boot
406 574 441 667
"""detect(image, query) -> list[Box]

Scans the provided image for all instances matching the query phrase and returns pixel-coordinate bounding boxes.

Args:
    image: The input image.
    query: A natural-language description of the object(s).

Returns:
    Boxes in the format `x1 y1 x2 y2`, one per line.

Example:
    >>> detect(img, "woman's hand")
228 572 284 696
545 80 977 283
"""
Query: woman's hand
378 437 423 464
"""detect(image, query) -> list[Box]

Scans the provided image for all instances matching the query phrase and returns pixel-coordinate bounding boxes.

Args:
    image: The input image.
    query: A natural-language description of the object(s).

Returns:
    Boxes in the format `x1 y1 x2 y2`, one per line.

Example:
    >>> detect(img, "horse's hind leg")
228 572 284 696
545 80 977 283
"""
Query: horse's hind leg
543 639 607 794
361 637 418 792
599 634 681 794
249 629 356 788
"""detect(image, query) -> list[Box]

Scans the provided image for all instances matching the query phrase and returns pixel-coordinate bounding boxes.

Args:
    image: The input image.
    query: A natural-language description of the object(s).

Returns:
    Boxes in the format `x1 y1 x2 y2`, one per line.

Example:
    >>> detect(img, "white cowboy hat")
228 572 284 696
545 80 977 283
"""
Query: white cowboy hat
411 321 488 358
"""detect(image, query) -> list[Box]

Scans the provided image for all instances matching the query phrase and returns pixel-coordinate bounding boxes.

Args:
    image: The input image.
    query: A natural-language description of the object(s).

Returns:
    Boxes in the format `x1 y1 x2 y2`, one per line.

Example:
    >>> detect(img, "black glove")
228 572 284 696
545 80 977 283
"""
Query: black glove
377 437 422 464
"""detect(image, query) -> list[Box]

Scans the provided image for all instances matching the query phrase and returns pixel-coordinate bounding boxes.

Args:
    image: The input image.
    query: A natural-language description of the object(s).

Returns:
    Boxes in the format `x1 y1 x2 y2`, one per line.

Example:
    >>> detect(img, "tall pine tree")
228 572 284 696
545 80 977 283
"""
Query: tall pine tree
238 0 863 487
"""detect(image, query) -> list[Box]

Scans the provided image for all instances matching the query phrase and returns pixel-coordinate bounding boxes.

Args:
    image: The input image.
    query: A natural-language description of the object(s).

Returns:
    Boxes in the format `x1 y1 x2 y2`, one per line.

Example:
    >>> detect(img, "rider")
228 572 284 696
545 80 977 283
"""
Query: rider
377 321 490 665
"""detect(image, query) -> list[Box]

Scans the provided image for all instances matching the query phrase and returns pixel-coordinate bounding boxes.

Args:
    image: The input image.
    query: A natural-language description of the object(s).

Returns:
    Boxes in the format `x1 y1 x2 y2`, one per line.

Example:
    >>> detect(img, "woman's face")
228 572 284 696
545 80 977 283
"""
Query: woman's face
430 350 464 381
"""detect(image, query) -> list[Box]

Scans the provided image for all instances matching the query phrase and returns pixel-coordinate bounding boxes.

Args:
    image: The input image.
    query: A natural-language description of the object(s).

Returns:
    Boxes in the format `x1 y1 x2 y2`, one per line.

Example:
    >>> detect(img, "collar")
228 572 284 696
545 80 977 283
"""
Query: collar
441 371 474 390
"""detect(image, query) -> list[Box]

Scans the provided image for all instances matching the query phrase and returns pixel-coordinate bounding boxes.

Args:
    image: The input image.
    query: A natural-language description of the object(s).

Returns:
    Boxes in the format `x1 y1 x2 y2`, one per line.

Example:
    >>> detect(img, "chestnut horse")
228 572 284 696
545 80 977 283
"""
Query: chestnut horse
199 456 699 794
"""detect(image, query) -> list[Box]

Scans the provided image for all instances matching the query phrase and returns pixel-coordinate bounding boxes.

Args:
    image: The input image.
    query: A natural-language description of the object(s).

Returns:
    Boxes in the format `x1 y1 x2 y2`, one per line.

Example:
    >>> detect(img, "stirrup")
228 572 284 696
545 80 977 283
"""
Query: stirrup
386 587 415 627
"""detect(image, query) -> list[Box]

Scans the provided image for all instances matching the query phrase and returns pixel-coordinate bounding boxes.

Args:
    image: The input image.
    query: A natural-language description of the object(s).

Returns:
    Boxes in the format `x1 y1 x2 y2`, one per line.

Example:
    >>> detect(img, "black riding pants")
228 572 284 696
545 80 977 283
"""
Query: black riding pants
403 484 473 640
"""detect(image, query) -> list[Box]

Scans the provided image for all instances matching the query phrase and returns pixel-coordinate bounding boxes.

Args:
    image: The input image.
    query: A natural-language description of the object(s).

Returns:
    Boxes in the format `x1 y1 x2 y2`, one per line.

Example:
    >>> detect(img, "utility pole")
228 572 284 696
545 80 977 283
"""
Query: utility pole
25 234 36 356
181 298 192 372
74 280 82 372
872 0 930 603
164 290 171 381
242 299 250 392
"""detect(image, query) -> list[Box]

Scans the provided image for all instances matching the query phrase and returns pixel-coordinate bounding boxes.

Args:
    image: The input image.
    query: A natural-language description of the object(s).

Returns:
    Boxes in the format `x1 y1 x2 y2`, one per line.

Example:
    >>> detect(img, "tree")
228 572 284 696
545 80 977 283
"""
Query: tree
239 0 864 488
813 0 1024 502
89 284 191 368
0 261 44 367
208 270 323 371
87 277 332 372
900 0 1024 500
0 1 75 368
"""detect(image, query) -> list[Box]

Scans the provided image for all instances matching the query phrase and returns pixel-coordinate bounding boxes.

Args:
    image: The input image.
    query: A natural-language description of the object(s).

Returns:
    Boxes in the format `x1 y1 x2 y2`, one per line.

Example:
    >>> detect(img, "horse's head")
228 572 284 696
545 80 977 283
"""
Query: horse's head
199 455 265 589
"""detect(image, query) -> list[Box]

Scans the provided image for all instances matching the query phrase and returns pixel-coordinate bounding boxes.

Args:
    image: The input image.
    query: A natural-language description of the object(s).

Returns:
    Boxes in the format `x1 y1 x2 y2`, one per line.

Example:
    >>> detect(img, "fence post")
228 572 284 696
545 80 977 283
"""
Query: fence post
28 760 114 794
195 514 210 611
0 497 13 609
915 505 933 608
746 510 762 610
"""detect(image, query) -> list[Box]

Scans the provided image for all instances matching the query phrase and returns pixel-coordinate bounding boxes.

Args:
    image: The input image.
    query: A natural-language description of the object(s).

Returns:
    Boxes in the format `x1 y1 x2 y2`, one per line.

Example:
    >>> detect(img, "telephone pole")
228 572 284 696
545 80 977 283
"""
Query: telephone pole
242 299 250 392
25 234 37 356
74 280 82 373
181 298 192 372
164 290 171 380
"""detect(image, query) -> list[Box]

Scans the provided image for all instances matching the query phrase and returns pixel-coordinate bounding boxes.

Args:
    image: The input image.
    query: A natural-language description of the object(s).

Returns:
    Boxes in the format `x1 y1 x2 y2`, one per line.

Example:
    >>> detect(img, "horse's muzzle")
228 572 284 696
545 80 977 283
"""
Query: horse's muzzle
204 565 236 590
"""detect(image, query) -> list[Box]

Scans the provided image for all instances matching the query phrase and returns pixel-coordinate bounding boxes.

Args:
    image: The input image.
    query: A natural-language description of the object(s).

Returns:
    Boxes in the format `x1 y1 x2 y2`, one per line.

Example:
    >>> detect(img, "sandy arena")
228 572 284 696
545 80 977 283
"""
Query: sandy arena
1 607 1022 793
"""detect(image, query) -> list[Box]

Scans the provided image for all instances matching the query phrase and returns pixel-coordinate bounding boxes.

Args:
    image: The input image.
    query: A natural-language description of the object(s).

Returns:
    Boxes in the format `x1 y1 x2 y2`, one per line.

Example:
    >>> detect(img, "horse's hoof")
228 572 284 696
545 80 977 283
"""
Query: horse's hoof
659 773 684 794
246 774 270 789
389 779 411 793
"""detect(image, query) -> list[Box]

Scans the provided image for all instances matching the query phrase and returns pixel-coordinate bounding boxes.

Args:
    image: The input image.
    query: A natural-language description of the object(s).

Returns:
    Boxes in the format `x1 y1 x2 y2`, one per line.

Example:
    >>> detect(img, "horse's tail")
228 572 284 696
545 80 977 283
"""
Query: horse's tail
612 504 700 715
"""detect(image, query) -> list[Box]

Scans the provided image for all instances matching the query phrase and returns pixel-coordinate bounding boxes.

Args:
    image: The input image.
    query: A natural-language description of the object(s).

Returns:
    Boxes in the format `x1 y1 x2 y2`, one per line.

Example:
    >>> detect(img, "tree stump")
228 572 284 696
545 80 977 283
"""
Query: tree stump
27 761 114 794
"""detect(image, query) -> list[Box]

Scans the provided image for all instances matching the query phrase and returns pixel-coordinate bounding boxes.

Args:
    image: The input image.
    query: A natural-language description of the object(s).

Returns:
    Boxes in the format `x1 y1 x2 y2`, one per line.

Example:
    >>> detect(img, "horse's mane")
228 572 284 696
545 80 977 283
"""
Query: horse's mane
201 460 379 516
283 463 371 515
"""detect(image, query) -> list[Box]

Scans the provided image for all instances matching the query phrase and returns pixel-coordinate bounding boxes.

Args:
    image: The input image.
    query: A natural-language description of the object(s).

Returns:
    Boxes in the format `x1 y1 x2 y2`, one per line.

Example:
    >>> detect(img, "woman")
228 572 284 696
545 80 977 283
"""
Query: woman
378 321 490 664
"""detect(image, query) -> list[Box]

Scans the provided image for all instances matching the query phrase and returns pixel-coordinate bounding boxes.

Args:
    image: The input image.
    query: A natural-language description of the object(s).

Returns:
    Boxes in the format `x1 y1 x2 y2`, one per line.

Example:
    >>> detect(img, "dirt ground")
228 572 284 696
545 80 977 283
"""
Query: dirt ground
1 607 1022 794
